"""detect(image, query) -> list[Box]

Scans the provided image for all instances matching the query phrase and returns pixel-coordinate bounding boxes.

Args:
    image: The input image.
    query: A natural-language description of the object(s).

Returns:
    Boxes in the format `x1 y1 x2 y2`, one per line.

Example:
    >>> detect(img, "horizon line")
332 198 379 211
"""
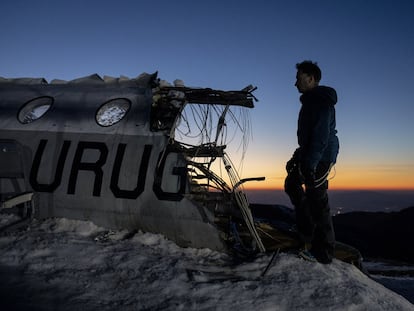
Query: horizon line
243 187 414 191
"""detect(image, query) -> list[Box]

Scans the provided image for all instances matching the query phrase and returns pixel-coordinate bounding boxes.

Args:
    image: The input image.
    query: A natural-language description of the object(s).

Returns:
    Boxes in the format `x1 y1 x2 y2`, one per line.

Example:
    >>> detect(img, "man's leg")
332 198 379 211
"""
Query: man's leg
306 162 335 263
285 167 314 244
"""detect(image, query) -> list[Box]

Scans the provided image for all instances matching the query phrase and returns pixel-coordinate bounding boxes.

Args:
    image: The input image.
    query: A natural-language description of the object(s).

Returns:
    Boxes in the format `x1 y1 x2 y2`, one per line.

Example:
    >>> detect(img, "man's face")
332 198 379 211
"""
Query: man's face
295 71 317 93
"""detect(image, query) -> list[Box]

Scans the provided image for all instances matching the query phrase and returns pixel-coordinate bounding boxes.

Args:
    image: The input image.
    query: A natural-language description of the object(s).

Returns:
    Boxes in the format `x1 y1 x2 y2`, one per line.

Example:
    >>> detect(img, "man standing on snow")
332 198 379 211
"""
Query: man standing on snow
285 60 339 264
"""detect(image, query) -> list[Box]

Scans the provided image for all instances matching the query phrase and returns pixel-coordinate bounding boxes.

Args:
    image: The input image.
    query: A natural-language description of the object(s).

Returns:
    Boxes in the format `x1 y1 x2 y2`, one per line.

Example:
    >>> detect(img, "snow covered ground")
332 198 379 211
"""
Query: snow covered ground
0 214 413 311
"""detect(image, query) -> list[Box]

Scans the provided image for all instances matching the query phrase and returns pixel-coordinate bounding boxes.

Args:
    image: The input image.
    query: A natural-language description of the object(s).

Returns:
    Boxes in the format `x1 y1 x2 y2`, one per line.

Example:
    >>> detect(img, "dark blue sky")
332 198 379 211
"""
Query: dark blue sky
1 0 413 189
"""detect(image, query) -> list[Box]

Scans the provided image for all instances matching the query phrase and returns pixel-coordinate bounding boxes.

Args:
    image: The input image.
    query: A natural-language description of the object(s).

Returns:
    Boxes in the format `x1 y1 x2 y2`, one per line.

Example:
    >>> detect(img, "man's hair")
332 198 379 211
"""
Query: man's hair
296 60 322 82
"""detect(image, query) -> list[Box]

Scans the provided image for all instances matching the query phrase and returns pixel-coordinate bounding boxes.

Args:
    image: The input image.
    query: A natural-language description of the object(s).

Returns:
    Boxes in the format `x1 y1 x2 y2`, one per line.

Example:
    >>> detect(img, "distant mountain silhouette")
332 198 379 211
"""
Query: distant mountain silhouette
246 189 414 213
333 206 414 263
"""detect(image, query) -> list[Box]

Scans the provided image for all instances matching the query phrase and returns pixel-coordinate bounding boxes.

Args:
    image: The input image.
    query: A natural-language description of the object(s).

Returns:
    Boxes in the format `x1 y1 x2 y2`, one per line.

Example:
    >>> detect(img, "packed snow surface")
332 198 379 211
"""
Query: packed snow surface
0 215 412 311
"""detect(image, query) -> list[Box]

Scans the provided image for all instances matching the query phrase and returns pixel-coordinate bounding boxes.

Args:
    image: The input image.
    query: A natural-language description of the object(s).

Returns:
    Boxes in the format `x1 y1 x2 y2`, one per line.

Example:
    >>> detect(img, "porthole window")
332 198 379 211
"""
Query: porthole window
96 98 131 127
18 96 54 124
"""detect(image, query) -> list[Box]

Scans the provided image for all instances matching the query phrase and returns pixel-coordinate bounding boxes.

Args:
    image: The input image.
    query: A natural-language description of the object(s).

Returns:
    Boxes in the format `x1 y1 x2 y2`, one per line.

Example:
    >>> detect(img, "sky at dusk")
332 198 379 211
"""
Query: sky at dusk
1 0 413 190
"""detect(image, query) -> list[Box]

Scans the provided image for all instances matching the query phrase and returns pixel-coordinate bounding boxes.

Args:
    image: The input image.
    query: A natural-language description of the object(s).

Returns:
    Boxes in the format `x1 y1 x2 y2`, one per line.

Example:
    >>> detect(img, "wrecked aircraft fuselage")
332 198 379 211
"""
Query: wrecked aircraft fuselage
0 73 265 253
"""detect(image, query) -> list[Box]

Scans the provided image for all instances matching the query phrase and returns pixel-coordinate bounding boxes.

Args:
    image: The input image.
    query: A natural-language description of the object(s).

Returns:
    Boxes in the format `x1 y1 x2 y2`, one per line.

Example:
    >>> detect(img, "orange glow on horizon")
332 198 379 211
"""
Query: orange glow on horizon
241 173 414 191
214 156 414 192
238 161 414 191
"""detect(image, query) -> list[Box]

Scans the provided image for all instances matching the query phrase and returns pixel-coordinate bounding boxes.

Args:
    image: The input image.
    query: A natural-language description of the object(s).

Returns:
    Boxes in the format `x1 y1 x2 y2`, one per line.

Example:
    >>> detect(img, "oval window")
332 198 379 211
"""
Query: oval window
96 98 131 127
18 96 54 124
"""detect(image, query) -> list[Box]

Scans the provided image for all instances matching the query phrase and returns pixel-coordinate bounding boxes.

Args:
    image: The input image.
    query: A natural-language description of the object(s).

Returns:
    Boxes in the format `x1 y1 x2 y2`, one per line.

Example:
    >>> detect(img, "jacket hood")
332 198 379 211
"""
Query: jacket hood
300 85 337 106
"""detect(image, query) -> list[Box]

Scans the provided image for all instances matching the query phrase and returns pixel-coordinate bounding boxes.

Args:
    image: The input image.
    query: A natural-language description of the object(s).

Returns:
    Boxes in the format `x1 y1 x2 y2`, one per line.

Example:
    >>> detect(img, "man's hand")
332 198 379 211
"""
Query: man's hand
286 157 297 173
286 149 300 173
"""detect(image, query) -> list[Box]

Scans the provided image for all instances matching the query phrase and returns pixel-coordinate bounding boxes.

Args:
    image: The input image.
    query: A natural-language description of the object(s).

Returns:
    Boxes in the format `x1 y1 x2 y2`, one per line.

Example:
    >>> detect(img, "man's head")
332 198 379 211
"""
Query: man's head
295 61 321 93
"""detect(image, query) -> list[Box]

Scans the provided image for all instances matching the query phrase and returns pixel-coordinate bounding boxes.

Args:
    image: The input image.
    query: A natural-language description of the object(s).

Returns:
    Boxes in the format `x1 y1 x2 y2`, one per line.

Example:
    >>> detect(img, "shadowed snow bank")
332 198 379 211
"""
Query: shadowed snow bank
0 216 412 311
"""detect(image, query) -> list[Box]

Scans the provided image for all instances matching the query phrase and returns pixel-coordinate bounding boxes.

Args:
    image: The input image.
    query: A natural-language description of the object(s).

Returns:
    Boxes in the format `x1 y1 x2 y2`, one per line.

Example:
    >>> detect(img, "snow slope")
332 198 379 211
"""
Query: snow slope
0 215 412 311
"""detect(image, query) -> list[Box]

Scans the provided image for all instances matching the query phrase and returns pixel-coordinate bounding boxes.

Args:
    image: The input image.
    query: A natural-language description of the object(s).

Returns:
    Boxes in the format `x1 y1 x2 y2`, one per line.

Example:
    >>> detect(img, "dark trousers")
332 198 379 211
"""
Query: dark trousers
284 162 335 256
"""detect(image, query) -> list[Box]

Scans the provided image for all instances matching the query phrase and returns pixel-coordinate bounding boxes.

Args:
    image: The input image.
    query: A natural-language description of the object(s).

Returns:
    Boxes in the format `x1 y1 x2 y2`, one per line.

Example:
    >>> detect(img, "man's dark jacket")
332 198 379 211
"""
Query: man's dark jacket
296 85 339 172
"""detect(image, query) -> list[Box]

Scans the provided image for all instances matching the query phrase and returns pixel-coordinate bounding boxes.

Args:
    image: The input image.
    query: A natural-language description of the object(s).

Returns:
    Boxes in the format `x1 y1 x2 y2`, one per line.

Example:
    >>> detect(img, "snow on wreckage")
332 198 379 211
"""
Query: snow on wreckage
0 72 361 268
